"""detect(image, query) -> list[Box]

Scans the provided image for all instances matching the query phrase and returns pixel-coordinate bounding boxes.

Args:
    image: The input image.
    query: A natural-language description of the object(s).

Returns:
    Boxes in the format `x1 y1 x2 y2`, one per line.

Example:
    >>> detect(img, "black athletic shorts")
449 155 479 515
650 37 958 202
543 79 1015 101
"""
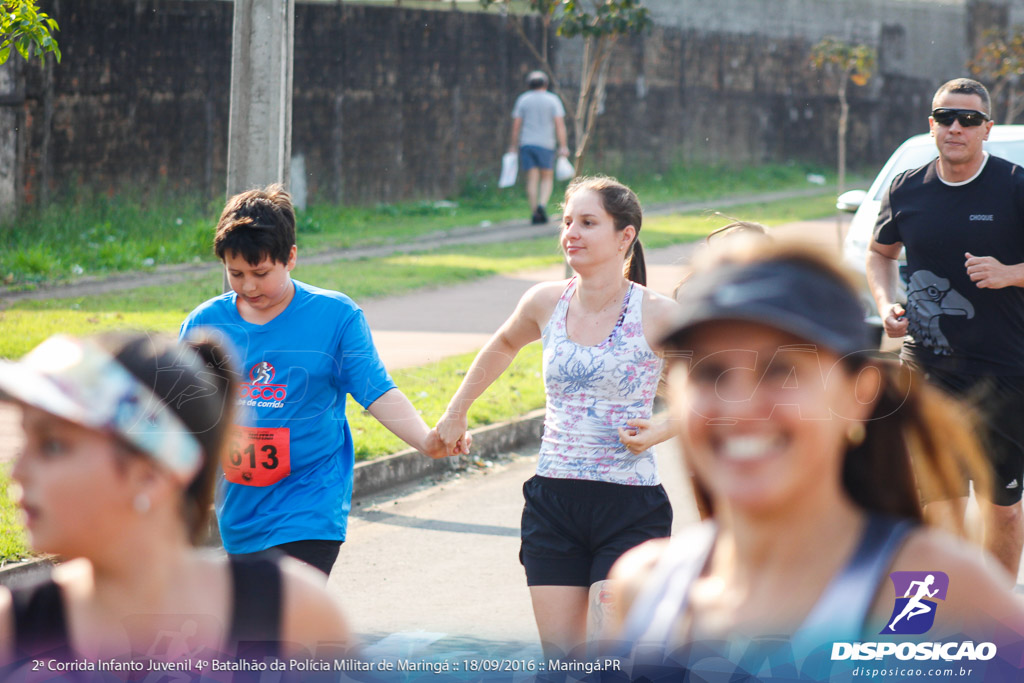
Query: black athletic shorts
917 365 1024 506
519 475 673 587
232 539 343 577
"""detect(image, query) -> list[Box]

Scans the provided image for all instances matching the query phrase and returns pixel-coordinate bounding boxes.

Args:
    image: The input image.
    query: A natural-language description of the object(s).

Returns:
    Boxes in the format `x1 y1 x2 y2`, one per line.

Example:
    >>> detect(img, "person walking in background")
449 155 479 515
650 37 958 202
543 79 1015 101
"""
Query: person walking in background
179 184 456 579
867 77 1024 580
509 70 570 225
437 176 677 658
609 241 1024 675
0 332 351 670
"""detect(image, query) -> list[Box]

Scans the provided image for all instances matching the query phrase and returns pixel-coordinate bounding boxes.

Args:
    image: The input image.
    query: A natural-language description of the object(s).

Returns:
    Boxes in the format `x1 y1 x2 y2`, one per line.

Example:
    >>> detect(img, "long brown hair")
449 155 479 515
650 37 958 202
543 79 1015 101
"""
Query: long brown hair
667 240 990 534
96 331 238 544
563 175 647 285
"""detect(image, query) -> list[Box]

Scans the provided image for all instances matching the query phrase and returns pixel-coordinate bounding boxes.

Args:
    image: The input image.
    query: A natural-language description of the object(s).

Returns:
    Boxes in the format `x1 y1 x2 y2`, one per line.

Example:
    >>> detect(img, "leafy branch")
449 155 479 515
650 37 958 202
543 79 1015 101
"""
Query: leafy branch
809 36 875 194
968 27 1024 124
1 0 61 66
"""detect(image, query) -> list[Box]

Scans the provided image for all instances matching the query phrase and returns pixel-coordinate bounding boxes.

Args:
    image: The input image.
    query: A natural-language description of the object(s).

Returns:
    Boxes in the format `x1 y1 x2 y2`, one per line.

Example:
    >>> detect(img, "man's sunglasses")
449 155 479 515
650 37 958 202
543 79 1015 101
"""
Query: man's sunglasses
931 108 991 127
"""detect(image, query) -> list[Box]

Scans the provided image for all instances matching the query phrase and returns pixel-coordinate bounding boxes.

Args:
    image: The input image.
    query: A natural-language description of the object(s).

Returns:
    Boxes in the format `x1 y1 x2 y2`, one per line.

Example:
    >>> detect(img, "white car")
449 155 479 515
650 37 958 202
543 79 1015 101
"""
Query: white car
839 125 1024 332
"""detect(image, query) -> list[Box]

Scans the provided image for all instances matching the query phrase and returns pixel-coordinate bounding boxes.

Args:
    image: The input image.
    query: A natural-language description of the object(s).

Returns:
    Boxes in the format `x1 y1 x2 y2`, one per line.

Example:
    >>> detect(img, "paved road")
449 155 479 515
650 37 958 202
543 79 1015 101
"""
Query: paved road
13 214 1024 652
334 440 701 659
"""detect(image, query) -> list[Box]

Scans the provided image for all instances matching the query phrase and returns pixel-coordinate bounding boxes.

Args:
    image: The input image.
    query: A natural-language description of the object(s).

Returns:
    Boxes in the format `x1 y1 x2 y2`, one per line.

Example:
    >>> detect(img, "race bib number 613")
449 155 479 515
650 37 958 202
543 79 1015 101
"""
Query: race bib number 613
224 426 291 486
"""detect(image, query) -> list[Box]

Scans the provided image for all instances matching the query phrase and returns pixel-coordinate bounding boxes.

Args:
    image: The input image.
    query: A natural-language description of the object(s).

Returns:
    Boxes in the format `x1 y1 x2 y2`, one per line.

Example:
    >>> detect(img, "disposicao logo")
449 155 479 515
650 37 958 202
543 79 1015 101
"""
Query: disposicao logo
881 571 948 635
831 570 997 663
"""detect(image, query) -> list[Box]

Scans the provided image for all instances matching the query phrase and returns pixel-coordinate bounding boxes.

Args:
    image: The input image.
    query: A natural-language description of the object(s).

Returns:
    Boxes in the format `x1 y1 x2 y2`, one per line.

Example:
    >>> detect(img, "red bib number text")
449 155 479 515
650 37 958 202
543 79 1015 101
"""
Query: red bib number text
224 427 290 487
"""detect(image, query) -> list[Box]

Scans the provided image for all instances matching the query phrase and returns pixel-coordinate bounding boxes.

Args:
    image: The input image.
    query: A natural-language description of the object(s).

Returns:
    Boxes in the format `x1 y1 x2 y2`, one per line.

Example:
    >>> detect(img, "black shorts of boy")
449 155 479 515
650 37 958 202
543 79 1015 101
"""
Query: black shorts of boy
917 365 1024 506
520 475 673 586
232 539 343 576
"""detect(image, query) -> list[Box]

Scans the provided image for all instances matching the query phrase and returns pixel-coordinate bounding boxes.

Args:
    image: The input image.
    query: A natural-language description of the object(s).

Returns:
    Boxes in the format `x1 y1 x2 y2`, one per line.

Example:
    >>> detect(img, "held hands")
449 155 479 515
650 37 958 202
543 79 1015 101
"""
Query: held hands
882 302 909 338
436 410 472 457
422 427 471 459
422 428 451 460
965 252 1024 289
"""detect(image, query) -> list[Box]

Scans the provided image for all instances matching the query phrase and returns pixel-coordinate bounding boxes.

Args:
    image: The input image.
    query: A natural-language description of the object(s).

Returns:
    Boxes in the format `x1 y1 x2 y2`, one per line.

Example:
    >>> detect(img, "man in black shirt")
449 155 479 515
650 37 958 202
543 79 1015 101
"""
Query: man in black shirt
868 78 1024 580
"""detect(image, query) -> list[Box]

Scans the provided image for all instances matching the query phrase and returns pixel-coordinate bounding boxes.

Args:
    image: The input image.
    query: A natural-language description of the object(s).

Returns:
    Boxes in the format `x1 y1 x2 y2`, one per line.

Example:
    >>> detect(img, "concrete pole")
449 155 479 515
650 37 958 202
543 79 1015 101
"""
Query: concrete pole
0 58 21 225
225 0 294 288
226 0 294 196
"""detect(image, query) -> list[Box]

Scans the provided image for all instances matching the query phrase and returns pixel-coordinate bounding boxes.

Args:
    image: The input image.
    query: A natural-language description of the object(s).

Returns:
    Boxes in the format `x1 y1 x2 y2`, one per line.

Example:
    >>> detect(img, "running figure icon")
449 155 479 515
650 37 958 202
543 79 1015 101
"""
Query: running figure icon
252 362 273 384
888 574 939 631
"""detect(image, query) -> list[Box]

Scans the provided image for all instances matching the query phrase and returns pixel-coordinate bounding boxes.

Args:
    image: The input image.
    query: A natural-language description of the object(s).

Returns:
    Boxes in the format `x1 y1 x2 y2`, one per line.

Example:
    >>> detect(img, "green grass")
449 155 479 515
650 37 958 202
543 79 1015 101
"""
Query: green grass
0 193 836 360
0 465 30 564
0 191 837 562
348 343 545 459
0 162 834 287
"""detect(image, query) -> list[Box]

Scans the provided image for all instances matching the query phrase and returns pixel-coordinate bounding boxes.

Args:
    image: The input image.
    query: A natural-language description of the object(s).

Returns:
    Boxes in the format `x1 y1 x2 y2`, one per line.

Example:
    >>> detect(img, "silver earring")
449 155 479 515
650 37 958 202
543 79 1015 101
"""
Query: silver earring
133 493 151 514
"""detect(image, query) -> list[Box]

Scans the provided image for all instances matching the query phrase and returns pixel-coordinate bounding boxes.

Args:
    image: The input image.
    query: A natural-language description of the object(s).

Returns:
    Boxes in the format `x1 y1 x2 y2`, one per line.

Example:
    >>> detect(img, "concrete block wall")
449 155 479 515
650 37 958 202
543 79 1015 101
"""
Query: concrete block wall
6 0 1010 210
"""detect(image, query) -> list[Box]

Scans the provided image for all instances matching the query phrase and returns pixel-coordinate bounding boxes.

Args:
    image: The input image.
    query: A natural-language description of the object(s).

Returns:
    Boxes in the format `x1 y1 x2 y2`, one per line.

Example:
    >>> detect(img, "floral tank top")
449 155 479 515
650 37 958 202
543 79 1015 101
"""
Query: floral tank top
537 277 663 485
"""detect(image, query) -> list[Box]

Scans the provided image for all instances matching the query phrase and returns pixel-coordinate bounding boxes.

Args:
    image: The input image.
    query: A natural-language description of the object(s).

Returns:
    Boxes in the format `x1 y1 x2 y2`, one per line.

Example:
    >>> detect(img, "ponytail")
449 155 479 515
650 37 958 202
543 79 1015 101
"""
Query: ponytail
182 334 238 544
626 240 647 286
842 359 990 537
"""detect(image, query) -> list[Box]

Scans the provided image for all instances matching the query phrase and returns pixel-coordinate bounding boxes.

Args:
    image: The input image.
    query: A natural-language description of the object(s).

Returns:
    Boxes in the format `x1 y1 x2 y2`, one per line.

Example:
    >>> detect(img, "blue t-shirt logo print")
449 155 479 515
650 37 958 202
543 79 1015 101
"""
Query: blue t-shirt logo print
881 571 949 635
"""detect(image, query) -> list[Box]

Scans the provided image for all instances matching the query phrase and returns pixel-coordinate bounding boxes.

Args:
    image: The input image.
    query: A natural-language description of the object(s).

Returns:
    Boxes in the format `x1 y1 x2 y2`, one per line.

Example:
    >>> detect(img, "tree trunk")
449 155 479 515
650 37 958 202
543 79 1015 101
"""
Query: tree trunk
837 76 849 196
572 36 611 176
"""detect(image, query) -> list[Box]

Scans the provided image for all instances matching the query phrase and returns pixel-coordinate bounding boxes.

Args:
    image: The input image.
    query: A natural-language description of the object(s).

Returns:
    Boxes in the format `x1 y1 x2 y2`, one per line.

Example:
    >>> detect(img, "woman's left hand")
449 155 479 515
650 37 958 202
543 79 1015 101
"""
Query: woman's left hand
618 418 672 454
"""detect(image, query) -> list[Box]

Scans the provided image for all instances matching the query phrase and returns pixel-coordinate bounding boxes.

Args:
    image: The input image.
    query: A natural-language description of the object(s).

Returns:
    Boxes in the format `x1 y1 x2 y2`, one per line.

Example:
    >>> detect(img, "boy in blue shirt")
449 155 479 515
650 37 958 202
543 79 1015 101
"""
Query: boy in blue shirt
181 184 458 575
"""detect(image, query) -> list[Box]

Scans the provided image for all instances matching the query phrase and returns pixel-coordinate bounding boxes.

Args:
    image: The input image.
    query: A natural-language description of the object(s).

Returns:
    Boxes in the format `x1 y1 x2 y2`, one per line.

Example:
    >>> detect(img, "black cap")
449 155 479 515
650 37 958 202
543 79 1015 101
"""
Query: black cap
662 259 874 356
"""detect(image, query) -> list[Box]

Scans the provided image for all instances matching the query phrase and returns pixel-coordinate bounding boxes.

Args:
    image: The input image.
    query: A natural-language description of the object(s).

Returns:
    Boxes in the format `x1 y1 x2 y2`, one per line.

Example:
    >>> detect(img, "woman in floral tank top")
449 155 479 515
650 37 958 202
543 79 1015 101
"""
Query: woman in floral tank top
437 176 680 659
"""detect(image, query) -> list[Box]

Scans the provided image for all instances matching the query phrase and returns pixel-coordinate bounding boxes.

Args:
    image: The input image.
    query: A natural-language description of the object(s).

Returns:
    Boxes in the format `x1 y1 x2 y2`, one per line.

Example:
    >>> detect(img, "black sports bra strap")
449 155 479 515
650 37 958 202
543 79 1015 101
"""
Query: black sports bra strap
11 576 70 658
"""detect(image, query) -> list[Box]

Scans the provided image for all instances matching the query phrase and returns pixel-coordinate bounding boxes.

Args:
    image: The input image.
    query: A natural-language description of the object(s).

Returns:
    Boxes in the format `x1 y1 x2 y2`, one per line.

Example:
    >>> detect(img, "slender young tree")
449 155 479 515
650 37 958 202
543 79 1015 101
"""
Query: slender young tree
809 36 875 195
483 0 651 176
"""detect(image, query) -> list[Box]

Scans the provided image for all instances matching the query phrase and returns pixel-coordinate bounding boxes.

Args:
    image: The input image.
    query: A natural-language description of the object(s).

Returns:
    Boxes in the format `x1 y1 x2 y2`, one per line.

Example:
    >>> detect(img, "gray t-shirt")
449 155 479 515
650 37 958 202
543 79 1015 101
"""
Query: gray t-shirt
512 89 565 150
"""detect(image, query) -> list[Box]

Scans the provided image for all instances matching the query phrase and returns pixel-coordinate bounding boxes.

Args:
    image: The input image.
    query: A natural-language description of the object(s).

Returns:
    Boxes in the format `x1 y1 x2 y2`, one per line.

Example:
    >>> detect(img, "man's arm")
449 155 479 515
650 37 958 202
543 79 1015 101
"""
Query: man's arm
866 240 909 338
965 252 1024 289
555 116 568 158
508 117 522 154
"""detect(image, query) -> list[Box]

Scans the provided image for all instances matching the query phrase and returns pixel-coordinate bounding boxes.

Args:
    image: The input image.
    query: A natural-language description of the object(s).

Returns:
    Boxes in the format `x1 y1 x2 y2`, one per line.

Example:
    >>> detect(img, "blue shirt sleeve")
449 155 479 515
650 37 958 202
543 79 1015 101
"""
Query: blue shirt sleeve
337 308 396 409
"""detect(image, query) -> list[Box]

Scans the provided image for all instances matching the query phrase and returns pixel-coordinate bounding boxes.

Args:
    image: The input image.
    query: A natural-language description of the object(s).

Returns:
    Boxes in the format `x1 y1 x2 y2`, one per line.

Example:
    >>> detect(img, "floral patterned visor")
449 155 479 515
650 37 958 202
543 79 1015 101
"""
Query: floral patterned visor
0 335 203 483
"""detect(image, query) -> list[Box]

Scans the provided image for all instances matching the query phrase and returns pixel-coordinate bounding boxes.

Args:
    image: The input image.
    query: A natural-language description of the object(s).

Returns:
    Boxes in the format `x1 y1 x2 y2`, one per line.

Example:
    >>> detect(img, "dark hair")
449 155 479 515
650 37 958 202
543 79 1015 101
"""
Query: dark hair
214 184 296 266
563 175 647 285
666 242 990 534
95 331 238 544
704 219 769 245
527 70 549 89
672 219 772 301
933 78 992 115
840 358 988 533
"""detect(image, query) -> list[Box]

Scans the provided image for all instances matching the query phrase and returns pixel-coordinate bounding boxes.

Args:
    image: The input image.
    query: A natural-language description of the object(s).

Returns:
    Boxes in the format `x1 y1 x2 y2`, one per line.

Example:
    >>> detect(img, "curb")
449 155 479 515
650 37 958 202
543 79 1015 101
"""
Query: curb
0 556 55 589
0 409 547 588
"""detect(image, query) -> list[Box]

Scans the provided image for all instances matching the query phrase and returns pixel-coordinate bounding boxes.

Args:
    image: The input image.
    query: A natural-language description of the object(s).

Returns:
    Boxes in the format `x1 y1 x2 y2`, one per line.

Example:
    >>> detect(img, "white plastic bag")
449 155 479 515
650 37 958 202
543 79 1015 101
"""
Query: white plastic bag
555 155 575 181
498 152 518 188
